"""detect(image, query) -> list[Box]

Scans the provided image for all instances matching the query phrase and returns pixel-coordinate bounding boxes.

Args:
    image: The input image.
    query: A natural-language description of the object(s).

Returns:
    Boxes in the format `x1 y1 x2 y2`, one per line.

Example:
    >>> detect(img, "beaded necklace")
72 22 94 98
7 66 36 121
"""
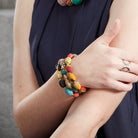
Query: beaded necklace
57 0 83 6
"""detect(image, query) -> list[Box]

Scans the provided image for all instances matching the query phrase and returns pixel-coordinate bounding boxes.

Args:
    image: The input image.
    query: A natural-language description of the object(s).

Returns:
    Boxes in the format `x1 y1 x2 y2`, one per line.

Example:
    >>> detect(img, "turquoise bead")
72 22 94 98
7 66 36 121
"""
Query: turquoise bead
65 88 73 96
72 0 83 5
62 70 67 75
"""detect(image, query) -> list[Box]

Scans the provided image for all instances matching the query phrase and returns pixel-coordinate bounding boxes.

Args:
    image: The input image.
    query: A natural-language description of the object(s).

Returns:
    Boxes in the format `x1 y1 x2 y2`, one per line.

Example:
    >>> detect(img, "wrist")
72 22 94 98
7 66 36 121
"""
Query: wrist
56 53 87 98
71 55 85 86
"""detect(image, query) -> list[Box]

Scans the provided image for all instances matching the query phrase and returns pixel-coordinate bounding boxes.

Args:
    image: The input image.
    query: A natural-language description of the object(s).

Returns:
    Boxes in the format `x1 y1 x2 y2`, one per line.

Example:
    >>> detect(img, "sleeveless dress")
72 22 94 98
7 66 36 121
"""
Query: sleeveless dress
29 0 138 137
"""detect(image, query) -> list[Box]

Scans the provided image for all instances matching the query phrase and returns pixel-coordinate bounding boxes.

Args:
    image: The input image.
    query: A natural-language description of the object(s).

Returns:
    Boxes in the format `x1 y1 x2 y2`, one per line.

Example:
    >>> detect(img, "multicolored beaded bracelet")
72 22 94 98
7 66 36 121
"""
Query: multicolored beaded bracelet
56 53 87 98
57 0 83 6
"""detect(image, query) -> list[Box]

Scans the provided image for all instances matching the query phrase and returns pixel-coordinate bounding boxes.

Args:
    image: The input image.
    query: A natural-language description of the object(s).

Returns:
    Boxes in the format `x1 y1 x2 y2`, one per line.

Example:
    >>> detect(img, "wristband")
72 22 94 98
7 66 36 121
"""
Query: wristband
56 53 87 98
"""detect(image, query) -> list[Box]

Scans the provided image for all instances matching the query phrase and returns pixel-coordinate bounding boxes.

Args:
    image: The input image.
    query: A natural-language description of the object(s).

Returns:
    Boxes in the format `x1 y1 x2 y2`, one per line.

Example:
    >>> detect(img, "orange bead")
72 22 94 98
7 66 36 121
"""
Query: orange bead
69 73 76 81
74 82 81 90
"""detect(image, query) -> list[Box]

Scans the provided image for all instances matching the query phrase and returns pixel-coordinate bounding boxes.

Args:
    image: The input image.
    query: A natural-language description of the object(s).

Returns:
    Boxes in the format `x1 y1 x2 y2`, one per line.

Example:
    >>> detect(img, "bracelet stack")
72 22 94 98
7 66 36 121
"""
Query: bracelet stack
56 53 87 98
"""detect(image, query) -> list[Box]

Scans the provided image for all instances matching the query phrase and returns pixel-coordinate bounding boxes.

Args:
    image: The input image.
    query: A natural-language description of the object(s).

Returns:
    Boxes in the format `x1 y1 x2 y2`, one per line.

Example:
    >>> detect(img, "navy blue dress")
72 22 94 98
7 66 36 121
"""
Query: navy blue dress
29 0 138 137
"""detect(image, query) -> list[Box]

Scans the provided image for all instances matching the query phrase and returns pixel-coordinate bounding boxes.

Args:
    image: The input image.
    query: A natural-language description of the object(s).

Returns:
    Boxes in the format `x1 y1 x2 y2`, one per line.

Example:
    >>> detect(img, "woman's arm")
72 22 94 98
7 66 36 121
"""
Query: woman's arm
50 0 138 137
13 0 138 137
13 0 74 137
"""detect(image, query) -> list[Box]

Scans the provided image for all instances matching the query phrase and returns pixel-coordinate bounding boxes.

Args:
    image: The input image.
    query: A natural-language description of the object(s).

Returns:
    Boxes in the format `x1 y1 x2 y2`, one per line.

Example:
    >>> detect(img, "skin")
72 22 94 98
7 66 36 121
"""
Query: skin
50 19 138 138
13 0 138 137
50 0 138 137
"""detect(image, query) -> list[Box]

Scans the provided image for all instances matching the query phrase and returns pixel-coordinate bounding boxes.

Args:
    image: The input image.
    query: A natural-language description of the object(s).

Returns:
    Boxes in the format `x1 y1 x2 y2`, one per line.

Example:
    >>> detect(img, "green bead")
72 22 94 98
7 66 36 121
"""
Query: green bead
72 0 83 5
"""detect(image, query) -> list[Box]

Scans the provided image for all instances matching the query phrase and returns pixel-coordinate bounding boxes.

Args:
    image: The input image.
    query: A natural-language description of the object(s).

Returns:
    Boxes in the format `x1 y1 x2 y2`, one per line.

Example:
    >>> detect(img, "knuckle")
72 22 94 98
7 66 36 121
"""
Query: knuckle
105 69 114 78
106 48 117 56
108 58 117 67
103 78 112 88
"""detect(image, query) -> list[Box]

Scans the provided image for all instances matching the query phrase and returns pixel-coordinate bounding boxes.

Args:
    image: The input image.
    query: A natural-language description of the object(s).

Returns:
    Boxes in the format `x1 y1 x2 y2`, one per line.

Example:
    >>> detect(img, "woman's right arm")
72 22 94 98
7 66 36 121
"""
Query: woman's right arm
13 0 75 137
13 0 138 137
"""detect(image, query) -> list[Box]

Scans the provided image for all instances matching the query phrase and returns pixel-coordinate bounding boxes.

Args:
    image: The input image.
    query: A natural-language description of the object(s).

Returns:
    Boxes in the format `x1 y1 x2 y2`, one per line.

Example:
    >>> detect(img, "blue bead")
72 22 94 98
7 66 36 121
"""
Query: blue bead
62 70 67 75
65 88 73 96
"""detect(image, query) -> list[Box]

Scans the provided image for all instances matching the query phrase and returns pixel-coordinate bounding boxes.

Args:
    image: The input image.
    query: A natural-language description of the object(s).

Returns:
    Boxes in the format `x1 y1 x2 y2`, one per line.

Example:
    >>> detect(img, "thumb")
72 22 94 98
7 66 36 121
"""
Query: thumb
99 19 121 46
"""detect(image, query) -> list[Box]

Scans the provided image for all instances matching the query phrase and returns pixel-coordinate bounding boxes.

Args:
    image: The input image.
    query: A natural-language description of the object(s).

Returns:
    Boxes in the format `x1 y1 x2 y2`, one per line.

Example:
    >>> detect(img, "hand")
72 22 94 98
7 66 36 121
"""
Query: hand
72 19 138 92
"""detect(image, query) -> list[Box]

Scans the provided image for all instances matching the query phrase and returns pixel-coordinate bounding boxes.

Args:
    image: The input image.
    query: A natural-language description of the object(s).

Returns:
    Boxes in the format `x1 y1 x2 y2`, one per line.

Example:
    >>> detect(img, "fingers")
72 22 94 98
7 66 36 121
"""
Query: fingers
98 19 120 46
113 58 138 75
128 62 138 75
106 48 138 75
107 58 138 82
109 80 133 92
115 70 138 83
118 49 138 63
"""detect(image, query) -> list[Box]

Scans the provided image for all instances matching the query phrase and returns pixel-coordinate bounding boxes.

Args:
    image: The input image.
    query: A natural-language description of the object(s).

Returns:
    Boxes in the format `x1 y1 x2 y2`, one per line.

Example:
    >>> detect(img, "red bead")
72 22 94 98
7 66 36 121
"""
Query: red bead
65 0 73 6
58 59 64 63
73 92 79 98
66 66 72 72
80 86 87 93
67 53 74 59
81 86 86 91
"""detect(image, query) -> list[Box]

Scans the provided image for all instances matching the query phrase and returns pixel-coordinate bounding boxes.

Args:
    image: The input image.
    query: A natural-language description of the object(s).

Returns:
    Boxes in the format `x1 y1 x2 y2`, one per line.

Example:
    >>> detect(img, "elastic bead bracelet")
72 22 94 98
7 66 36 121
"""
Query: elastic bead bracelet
56 53 87 98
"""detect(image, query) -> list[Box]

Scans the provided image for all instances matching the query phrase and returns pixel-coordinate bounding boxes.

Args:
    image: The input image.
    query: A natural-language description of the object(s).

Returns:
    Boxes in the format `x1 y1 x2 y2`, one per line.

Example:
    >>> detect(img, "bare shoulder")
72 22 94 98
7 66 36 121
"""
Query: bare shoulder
14 0 35 48
105 0 138 56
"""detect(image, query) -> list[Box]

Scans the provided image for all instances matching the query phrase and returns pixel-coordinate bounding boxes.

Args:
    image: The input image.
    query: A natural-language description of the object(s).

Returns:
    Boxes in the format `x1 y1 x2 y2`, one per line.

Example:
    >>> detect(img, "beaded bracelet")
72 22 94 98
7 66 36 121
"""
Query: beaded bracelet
56 53 87 98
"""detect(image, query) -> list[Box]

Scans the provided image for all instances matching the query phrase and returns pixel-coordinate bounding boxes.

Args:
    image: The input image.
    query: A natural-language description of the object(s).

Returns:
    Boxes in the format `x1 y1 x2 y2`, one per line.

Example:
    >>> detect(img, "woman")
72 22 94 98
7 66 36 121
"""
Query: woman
13 0 138 137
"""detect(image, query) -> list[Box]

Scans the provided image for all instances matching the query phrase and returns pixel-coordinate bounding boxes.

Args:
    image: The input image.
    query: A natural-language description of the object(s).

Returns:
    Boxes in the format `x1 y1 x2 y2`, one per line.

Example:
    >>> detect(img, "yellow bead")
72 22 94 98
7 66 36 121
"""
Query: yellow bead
74 82 81 90
69 73 76 81
65 57 72 65
57 71 62 79
66 64 71 67
65 79 72 89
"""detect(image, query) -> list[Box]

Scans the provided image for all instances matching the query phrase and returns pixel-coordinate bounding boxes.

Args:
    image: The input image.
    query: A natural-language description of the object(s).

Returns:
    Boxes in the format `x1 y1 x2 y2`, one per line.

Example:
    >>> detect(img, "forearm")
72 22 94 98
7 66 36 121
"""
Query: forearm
50 89 125 138
14 72 74 137
50 0 138 137
50 115 98 138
